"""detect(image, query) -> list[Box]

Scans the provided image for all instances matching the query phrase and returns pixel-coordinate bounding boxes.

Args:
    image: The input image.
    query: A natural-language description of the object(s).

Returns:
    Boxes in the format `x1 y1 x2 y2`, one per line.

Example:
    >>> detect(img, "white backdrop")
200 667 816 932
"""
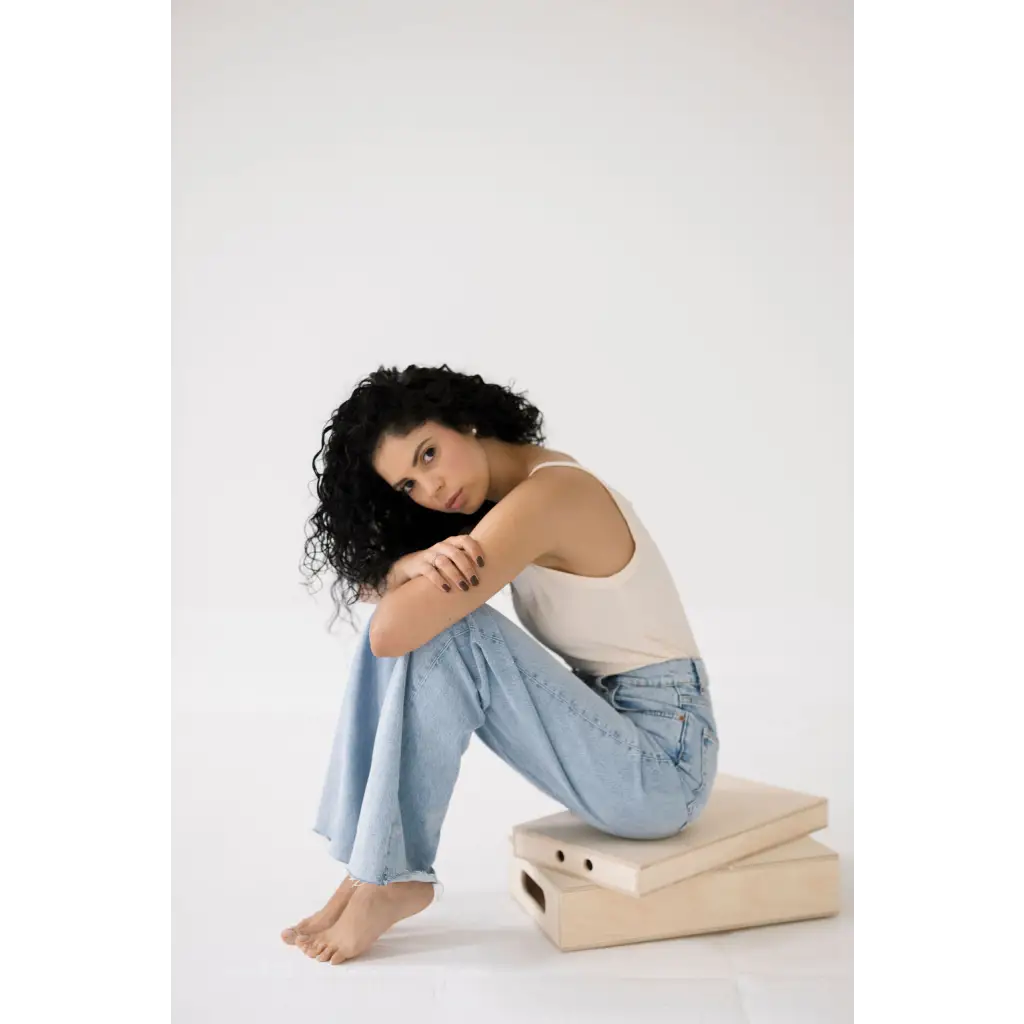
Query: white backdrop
173 0 850 992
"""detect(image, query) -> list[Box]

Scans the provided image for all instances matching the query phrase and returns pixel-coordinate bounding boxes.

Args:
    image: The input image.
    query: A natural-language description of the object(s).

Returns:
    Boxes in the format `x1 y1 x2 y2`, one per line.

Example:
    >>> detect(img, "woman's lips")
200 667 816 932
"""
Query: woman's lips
447 488 464 510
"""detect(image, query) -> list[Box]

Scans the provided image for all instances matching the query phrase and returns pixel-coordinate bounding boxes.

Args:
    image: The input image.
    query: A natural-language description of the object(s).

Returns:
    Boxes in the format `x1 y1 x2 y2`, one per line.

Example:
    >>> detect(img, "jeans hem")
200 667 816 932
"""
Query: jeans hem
311 827 444 902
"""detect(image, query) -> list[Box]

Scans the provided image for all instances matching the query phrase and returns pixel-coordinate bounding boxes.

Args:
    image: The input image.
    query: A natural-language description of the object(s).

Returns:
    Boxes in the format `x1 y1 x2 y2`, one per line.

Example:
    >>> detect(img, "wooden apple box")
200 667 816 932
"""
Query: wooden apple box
509 834 841 952
510 774 828 897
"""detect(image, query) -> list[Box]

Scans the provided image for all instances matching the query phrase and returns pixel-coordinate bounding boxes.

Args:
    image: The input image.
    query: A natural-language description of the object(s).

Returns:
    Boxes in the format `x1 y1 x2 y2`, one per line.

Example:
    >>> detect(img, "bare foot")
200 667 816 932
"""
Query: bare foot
296 879 434 964
280 875 361 946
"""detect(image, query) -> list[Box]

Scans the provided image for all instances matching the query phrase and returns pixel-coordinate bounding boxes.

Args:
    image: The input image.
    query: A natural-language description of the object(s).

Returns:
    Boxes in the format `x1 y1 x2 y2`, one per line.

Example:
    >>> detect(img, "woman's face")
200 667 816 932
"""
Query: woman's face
373 421 482 514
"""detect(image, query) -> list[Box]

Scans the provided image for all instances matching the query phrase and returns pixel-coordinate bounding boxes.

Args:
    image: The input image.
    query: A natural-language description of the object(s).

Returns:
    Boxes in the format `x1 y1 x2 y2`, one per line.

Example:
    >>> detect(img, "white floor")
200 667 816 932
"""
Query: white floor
174 709 853 1023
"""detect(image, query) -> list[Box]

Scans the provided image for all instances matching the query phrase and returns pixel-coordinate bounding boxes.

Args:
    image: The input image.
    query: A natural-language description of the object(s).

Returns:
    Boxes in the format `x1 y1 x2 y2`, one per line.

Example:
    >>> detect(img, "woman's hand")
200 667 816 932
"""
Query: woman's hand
401 535 486 594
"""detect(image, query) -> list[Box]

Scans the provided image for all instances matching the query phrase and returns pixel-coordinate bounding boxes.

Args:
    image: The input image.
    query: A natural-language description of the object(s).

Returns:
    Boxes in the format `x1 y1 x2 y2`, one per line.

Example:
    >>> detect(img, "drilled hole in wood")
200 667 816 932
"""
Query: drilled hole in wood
584 858 593 871
555 850 565 862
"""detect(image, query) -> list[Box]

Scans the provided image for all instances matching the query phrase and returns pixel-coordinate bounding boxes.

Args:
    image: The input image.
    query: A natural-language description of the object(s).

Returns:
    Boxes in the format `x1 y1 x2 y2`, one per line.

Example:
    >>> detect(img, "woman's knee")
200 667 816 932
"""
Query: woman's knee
416 603 503 652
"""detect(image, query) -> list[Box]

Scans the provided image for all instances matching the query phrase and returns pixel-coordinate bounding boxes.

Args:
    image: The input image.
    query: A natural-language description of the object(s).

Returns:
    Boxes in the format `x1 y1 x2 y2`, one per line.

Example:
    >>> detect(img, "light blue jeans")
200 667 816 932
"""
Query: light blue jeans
313 602 719 903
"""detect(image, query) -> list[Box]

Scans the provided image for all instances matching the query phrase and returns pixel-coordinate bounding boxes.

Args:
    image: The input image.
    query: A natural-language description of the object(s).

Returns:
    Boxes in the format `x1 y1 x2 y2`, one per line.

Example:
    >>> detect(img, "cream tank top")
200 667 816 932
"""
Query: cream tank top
508 461 702 679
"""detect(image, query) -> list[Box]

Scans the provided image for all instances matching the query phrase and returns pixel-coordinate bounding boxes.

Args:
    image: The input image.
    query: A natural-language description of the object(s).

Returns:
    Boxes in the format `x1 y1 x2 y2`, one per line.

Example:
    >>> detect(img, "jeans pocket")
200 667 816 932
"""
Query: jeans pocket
608 680 689 764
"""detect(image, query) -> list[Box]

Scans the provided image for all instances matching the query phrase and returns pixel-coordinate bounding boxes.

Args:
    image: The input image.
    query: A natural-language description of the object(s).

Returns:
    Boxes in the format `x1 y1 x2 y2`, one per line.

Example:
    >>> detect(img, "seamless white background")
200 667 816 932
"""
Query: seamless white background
8 0 1021 1020
173 1 851 1018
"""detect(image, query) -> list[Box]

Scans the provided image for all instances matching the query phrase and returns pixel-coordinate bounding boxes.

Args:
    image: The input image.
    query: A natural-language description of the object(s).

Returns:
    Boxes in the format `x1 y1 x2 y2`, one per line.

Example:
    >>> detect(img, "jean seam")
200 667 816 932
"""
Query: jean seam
686 725 713 817
388 626 477 883
671 685 686 764
409 629 466 694
408 617 507 696
524 667 675 764
379 822 394 884
616 662 700 686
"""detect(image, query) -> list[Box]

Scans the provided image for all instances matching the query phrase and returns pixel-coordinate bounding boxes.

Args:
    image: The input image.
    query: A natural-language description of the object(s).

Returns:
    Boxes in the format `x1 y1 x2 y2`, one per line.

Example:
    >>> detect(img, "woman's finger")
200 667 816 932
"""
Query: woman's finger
428 549 471 590
435 544 477 588
452 535 486 568
451 538 483 580
429 565 454 593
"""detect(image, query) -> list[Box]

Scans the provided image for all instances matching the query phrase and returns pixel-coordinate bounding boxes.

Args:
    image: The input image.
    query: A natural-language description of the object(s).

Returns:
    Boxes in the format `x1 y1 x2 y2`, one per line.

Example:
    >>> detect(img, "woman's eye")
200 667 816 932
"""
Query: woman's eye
402 447 435 494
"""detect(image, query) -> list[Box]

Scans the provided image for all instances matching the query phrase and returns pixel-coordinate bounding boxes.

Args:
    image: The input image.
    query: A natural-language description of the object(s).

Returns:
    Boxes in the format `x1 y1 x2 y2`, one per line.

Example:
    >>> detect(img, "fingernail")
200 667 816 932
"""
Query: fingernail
477 556 484 567
442 584 451 592
459 581 469 591
470 575 479 586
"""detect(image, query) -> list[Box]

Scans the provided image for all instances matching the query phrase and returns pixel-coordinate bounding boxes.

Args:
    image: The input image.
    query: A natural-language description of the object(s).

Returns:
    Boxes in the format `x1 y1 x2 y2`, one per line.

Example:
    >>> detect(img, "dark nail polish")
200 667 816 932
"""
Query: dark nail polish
442 584 451 592
470 575 479 586
477 556 484 567
459 581 469 591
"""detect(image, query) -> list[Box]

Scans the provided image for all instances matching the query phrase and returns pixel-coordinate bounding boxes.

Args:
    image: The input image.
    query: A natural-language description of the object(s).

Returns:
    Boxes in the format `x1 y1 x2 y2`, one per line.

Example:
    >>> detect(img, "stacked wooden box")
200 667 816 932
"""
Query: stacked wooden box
508 774 840 952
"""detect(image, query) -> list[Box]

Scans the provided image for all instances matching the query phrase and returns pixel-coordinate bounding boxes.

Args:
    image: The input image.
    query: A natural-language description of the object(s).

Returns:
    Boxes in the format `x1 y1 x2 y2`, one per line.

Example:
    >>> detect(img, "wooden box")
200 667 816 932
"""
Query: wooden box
509 834 841 952
511 774 828 897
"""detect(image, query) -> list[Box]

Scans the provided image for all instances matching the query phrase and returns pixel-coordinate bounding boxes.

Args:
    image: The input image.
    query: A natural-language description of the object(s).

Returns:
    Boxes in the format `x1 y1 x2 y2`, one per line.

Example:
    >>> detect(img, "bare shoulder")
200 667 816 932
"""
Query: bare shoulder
504 452 614 567
518 450 592 503
459 451 581 566
497 454 578 528
453 451 580 538
517 452 636 576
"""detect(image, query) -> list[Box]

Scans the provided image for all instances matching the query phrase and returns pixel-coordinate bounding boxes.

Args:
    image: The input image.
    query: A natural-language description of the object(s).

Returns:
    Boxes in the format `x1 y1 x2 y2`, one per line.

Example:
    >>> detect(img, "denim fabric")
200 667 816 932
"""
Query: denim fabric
313 602 719 904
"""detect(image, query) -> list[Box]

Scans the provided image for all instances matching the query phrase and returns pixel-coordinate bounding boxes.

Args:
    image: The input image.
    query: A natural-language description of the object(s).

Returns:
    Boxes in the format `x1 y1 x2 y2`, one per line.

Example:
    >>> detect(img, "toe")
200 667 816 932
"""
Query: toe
329 950 347 965
281 928 297 944
317 946 333 962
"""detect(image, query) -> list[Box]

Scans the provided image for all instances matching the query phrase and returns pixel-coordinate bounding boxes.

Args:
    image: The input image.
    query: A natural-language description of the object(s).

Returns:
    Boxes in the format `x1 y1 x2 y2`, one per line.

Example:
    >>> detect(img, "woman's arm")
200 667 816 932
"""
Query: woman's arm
369 473 571 657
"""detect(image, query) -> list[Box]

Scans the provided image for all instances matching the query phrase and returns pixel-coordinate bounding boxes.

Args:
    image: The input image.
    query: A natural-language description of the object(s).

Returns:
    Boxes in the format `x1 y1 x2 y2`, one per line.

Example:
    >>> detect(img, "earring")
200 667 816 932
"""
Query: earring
471 427 477 435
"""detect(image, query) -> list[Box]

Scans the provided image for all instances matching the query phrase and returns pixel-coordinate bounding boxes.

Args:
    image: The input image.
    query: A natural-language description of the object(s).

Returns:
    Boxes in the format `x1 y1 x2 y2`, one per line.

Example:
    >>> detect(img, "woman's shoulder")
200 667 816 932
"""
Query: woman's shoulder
518 452 634 575
455 451 583 535
520 451 603 508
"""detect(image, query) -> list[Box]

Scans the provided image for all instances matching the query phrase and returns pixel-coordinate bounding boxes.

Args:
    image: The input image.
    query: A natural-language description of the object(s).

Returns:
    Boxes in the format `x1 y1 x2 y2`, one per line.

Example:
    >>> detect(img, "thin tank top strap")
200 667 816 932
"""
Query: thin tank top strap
528 460 598 478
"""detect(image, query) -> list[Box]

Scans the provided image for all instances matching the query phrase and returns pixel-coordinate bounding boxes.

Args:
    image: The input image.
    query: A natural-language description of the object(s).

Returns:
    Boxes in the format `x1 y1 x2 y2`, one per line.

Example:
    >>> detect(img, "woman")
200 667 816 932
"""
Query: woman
282 363 719 964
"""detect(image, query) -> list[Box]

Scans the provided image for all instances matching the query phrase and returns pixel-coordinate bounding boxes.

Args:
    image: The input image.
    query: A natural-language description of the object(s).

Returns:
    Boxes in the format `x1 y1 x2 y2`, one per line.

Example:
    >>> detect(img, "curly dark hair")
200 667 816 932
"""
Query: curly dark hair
300 363 547 633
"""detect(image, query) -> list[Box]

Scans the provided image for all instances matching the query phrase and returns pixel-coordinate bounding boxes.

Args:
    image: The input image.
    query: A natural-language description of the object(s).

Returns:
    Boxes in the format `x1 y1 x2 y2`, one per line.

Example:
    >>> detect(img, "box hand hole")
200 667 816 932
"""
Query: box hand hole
520 871 546 913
